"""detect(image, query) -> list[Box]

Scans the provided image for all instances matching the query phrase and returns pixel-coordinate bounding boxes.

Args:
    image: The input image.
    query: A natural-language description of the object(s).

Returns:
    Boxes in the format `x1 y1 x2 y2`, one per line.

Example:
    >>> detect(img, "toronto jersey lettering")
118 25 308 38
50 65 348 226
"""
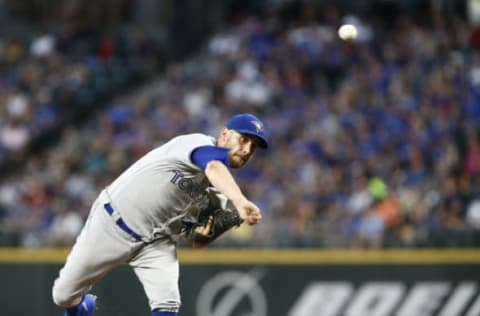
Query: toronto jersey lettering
104 133 215 239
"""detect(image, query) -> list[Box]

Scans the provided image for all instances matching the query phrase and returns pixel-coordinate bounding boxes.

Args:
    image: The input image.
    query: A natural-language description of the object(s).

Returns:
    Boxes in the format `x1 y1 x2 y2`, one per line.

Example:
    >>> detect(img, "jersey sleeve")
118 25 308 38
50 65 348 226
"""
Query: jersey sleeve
161 133 216 168
191 146 230 170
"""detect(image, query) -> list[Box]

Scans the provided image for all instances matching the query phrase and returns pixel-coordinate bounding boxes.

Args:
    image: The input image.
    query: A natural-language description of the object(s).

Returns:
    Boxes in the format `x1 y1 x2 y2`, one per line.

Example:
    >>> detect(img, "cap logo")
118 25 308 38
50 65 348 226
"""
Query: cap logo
251 120 264 133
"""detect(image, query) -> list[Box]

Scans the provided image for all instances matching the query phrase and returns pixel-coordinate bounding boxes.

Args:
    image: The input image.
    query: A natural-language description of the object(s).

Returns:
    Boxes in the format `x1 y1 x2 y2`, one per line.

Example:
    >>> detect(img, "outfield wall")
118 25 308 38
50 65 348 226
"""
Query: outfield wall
2 248 480 316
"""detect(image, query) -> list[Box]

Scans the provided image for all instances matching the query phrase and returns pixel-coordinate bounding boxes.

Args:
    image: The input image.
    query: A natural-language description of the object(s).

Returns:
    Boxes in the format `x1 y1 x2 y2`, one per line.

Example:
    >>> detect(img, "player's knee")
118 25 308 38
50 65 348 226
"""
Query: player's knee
52 284 81 307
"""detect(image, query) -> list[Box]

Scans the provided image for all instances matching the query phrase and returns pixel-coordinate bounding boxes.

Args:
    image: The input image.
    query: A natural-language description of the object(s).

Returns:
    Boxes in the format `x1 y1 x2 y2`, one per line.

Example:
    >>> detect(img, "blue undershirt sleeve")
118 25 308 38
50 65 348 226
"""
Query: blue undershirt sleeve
191 146 230 170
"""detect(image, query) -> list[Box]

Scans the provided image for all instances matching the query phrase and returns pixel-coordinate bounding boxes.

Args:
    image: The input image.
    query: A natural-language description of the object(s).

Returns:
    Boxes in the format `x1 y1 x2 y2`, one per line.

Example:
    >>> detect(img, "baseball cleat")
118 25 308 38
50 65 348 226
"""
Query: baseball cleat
80 294 97 315
64 294 97 316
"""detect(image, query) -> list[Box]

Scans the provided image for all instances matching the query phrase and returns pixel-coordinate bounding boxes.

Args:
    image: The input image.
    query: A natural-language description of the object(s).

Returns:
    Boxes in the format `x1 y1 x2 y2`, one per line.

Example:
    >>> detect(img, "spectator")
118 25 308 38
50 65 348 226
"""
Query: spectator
1 3 480 249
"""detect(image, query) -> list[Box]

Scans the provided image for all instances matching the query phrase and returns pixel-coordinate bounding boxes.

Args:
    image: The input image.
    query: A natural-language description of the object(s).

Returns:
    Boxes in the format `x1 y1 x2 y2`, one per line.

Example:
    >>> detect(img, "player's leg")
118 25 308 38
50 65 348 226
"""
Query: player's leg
129 238 182 314
52 195 141 313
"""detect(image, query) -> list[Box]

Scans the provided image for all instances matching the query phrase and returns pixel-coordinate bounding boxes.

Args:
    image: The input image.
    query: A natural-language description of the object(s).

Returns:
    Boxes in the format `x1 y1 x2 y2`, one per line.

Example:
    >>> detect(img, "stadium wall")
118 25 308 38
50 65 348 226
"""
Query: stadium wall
2 248 480 316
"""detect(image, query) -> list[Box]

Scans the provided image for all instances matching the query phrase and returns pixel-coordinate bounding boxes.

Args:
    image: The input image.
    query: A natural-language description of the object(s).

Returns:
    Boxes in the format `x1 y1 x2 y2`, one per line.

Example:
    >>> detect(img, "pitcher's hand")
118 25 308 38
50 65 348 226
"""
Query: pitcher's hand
234 199 262 225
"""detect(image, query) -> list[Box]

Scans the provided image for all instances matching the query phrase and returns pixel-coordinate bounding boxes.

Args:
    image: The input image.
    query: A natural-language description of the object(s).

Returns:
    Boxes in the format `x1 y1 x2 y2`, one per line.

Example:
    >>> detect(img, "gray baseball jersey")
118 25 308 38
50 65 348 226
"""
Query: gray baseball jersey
106 132 215 241
52 133 218 312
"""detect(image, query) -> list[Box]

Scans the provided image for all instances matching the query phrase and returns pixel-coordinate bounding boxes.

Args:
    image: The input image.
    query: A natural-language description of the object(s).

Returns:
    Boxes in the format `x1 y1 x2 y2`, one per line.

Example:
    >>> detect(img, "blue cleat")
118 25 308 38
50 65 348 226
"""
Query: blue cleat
64 294 97 316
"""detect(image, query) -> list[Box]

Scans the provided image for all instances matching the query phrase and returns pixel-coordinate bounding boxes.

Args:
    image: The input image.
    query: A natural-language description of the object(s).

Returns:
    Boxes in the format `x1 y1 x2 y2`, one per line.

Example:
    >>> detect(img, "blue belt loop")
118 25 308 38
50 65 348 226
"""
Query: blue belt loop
104 203 143 242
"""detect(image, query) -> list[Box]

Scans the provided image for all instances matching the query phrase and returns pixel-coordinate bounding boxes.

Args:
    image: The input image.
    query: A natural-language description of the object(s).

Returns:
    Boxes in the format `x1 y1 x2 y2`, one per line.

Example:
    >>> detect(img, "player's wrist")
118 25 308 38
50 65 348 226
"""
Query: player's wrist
231 195 248 207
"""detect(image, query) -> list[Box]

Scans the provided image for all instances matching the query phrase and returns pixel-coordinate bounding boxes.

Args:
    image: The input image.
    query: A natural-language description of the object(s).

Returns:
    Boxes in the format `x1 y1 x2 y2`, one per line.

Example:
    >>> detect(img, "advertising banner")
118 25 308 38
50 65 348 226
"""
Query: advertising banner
1 248 480 316
179 264 480 316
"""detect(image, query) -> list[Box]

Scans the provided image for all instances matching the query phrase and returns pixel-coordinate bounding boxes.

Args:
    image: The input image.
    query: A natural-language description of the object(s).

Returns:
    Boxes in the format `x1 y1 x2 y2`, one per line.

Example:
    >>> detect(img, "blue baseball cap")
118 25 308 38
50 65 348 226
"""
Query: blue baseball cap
226 113 268 149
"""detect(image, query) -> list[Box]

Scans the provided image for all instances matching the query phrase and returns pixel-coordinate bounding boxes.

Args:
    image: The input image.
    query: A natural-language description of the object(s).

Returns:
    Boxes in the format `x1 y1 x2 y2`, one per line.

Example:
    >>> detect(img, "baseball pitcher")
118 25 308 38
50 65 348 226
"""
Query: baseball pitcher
52 113 268 316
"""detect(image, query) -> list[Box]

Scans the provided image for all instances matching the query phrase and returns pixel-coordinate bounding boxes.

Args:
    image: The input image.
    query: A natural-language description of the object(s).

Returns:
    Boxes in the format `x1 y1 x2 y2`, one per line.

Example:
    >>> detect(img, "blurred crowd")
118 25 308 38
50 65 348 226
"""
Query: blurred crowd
1 3 480 248
0 1 163 163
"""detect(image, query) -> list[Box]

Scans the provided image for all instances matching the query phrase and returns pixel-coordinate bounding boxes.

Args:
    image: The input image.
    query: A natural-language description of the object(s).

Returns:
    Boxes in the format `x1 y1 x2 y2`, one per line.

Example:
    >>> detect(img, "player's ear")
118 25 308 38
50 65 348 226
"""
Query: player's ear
218 127 230 145
221 127 230 136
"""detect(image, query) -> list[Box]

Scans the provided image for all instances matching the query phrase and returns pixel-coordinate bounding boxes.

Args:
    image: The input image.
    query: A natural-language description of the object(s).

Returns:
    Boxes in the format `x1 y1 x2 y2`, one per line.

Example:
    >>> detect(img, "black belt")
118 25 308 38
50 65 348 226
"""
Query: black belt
104 203 143 242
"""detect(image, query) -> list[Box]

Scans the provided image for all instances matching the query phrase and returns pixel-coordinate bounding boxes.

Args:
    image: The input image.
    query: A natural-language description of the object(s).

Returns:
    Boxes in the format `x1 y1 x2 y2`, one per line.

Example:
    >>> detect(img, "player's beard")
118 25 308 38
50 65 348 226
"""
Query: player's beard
228 153 250 168
229 154 245 168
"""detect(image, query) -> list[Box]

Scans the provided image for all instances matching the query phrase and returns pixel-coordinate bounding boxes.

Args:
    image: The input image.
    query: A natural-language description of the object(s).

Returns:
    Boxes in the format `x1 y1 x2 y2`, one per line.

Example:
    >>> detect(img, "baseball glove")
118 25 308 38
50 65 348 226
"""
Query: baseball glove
183 189 244 246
